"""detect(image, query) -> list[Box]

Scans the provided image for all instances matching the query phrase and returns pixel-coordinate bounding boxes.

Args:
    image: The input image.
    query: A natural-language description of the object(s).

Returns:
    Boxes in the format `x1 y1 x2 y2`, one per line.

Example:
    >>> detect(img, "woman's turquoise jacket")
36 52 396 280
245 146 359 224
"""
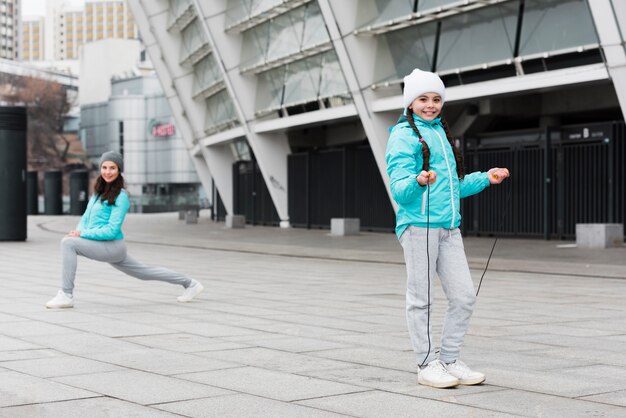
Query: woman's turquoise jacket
76 190 130 241
385 115 490 239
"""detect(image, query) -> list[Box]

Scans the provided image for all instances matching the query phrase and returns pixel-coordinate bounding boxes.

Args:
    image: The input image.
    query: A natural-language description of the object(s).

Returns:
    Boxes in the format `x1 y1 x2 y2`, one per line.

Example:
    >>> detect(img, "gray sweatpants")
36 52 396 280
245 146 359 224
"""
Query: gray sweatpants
400 227 476 366
61 236 193 295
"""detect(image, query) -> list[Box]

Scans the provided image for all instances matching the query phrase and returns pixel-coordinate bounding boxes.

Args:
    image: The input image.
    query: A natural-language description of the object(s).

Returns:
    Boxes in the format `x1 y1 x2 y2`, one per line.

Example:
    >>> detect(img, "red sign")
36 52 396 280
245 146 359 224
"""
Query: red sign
152 123 175 137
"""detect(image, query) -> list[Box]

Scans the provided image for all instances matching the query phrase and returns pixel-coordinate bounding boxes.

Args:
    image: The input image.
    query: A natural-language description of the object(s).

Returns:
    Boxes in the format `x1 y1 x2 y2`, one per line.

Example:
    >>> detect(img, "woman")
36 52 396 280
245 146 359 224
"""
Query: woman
46 151 204 309
386 69 509 388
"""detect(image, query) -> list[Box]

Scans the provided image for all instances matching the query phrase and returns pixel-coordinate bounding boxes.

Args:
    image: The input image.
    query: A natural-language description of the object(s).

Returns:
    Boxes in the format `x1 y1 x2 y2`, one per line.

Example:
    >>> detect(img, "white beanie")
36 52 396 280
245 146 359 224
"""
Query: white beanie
402 69 446 111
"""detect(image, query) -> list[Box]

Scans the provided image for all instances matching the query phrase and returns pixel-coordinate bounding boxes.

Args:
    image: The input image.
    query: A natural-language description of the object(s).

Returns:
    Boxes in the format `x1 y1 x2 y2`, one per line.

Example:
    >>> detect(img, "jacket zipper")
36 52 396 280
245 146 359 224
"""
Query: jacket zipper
431 126 456 228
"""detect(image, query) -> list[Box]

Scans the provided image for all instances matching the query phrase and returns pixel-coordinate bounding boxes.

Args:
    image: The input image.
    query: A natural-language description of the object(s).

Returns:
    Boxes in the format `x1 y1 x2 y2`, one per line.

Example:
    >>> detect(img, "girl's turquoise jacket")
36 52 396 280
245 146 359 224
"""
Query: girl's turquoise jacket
386 115 490 239
76 190 130 241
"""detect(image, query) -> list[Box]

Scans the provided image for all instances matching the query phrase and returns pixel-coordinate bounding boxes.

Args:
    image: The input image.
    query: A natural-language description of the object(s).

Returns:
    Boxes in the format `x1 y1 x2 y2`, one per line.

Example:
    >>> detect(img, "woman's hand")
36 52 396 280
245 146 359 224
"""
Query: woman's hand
66 230 81 237
416 170 436 186
488 167 510 184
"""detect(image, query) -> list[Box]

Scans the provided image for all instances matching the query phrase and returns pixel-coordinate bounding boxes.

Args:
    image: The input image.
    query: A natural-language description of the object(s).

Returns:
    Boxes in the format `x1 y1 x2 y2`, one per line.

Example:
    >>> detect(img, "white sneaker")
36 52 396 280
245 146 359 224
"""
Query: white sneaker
46 290 74 309
445 360 486 385
177 280 204 303
418 359 459 388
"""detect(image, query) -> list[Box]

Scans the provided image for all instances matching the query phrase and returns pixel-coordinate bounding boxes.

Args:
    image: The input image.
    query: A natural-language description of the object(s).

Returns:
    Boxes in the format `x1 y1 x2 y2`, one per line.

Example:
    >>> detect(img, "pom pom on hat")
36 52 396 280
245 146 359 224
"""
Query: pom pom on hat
403 69 446 111
100 150 124 172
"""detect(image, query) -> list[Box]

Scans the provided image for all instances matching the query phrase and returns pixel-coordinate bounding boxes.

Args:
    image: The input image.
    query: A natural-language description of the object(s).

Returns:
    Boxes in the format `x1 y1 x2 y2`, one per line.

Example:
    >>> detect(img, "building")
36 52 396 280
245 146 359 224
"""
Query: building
128 0 626 237
1 0 20 60
56 0 138 60
79 39 201 212
21 16 44 61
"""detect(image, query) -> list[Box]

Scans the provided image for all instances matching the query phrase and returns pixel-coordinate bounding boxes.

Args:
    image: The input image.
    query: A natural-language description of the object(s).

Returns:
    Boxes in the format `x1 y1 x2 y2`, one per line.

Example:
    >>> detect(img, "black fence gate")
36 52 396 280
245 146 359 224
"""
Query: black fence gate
288 144 396 231
233 160 280 226
463 121 625 240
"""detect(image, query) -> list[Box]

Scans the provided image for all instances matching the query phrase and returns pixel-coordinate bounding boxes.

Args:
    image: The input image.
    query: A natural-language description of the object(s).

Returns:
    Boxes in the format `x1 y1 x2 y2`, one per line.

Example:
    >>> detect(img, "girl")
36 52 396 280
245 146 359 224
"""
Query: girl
385 69 509 388
46 151 204 309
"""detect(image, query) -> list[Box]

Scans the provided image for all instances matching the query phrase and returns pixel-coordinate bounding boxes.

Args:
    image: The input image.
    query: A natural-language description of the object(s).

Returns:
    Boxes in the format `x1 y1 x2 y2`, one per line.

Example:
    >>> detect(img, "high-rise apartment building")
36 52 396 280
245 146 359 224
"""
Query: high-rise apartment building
21 16 44 61
128 0 626 238
57 0 137 60
1 0 20 60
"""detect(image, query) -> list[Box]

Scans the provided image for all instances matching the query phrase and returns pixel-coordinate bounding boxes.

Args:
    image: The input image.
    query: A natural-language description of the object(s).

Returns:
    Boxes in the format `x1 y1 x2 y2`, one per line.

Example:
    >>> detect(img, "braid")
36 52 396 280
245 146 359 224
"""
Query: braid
407 109 430 172
441 118 465 179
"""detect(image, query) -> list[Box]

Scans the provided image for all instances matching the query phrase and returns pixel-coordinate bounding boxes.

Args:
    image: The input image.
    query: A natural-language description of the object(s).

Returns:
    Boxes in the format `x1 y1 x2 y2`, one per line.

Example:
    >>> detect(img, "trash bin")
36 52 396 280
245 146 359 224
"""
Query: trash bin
44 170 63 215
69 170 89 215
27 171 39 215
0 106 27 241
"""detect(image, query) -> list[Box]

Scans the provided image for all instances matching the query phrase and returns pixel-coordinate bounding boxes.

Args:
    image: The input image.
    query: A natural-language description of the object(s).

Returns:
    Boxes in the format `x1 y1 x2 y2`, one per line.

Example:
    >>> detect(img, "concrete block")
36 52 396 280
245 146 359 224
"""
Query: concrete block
226 214 245 228
185 210 198 224
576 223 623 248
331 218 360 236
178 210 186 220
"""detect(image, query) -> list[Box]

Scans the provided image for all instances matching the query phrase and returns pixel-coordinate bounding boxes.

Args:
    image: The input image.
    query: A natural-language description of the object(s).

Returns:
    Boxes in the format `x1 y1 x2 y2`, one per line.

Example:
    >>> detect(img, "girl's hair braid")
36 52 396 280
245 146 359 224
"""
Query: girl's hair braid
407 109 430 172
440 118 465 179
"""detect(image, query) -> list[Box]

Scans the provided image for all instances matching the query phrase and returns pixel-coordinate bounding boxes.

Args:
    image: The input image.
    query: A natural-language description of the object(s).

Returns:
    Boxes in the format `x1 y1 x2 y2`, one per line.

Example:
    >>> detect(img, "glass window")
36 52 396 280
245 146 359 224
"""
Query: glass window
318 52 350 99
418 0 471 13
204 89 239 133
301 3 329 49
266 12 301 62
437 3 518 71
519 0 598 56
378 21 438 83
241 22 270 68
282 57 321 106
356 0 413 29
180 18 207 62
256 66 286 112
193 54 222 94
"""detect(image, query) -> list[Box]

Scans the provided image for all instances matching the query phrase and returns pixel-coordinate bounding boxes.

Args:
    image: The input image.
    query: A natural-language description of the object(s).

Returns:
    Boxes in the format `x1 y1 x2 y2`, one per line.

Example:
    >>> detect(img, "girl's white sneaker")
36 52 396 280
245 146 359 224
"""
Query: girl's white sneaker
444 360 486 385
177 280 204 302
418 359 459 388
46 290 74 309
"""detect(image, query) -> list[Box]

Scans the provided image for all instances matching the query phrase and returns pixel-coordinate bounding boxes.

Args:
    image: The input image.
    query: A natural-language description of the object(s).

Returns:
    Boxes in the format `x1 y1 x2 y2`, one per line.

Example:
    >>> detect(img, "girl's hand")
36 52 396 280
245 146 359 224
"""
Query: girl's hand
66 230 81 237
416 170 436 186
488 167 510 184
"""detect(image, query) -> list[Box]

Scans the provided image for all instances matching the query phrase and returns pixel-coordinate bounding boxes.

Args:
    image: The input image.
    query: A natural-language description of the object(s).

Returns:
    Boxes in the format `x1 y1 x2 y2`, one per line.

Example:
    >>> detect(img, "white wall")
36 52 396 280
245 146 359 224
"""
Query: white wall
79 38 142 106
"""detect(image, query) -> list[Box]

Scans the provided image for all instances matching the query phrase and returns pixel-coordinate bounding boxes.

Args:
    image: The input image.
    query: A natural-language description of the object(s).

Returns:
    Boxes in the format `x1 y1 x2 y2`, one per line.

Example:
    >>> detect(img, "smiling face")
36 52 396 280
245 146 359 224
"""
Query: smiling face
100 161 120 183
409 92 443 121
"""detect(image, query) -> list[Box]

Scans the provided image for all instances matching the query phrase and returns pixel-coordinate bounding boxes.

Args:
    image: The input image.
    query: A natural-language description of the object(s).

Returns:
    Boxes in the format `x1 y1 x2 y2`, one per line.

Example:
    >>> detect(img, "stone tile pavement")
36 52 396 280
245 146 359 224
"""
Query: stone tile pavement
0 212 625 417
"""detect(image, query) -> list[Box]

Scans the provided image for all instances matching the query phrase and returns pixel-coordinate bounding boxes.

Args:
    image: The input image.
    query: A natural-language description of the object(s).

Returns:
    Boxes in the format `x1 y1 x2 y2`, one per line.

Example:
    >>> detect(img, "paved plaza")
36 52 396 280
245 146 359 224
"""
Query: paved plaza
1 212 626 417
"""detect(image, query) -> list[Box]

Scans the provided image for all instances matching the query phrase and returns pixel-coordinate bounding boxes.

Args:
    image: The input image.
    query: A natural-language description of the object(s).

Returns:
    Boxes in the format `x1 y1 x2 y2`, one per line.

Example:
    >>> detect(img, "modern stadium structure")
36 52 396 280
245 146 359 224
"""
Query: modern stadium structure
128 0 626 239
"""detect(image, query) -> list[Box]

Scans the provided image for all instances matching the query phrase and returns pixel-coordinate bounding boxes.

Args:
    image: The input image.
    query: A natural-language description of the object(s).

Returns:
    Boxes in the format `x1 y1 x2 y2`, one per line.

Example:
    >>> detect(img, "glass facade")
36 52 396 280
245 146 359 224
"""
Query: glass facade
369 0 599 85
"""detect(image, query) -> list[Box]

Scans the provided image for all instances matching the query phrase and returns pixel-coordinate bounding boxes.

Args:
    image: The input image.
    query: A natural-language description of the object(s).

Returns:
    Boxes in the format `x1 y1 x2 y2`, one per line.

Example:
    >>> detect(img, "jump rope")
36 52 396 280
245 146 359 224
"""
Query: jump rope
416 138 512 369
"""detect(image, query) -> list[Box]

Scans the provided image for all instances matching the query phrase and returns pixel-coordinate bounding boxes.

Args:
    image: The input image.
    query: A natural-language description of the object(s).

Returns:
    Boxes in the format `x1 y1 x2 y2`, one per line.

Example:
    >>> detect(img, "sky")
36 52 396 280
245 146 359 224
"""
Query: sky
22 0 85 17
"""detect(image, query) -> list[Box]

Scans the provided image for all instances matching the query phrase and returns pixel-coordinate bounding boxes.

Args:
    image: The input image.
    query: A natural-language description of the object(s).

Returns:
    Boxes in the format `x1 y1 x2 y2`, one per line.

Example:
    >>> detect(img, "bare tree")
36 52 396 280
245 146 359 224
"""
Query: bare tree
2 76 73 170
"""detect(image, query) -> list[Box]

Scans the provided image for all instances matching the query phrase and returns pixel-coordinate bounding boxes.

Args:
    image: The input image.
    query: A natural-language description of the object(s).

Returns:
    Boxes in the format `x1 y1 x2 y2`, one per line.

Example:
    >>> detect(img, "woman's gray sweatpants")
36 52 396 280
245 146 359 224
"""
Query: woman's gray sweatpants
61 236 193 295
400 226 476 366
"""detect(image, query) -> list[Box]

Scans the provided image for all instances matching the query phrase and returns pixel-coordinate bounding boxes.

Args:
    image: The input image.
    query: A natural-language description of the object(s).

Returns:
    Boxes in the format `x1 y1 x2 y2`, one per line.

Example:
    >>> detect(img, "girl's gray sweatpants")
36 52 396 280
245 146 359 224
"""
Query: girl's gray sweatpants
61 236 193 295
400 226 476 366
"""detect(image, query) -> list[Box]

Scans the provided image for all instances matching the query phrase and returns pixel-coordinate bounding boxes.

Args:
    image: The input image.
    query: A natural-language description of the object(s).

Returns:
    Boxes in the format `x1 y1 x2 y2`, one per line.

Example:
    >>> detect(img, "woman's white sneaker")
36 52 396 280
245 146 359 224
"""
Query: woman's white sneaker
418 359 459 388
46 290 74 309
177 280 204 302
444 360 486 385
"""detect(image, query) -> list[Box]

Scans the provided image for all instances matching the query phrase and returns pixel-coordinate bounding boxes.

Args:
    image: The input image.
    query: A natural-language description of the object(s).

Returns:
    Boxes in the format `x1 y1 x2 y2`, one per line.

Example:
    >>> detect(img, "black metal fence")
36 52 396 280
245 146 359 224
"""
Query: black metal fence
287 145 396 231
463 121 625 240
233 160 280 225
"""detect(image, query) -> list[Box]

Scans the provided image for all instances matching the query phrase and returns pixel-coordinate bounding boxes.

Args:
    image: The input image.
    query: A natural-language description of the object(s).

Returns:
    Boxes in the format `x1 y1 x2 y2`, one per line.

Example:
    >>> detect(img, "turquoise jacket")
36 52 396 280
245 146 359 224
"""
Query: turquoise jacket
76 190 130 241
385 115 490 239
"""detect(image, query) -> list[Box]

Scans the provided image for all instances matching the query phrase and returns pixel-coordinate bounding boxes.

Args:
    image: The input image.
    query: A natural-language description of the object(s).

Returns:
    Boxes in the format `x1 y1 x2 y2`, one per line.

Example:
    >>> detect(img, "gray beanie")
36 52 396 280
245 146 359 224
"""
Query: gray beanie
100 151 124 172
403 68 446 111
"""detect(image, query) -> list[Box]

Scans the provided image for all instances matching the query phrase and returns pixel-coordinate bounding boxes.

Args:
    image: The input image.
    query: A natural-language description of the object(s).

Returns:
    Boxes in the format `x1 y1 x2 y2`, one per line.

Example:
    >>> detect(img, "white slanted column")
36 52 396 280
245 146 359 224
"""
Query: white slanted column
192 0 291 227
587 0 626 119
317 0 400 210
